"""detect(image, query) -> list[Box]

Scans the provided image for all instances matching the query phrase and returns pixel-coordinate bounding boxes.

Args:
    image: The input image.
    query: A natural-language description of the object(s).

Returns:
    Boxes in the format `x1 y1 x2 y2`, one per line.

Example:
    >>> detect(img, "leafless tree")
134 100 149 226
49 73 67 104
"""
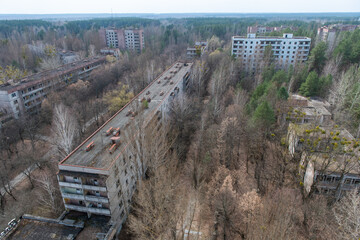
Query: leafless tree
35 172 63 214
51 104 79 159
128 160 188 240
333 189 360 239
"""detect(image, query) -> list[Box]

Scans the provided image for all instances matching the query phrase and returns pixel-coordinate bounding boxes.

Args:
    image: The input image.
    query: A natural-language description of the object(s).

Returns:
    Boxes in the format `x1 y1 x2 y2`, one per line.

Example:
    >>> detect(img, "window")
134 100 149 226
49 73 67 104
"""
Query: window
93 179 98 185
76 188 81 194
11 93 16 98
13 100 18 104
126 179 128 185
116 179 120 188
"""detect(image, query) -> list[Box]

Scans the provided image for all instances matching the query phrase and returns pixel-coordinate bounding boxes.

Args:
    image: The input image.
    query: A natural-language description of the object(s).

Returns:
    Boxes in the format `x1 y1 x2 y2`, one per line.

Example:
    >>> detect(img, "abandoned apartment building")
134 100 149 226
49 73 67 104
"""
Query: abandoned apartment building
286 94 360 197
0 56 106 126
231 33 311 72
57 61 193 235
186 41 208 59
98 28 145 53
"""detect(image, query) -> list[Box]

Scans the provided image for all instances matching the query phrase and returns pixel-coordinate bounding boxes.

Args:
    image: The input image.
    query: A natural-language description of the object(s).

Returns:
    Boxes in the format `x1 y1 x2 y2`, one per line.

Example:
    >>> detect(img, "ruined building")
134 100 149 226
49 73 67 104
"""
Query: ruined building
57 62 193 234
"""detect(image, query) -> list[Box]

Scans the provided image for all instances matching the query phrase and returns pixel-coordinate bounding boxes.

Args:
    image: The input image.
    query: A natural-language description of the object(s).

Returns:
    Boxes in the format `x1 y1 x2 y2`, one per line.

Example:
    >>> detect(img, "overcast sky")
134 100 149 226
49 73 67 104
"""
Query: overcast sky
1 0 360 14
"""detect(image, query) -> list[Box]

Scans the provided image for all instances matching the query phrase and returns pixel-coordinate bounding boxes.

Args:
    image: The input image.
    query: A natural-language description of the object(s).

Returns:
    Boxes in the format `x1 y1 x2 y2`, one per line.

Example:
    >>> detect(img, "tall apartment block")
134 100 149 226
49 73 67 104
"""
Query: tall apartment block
317 24 359 51
0 57 106 126
57 62 192 234
99 28 145 53
231 33 311 72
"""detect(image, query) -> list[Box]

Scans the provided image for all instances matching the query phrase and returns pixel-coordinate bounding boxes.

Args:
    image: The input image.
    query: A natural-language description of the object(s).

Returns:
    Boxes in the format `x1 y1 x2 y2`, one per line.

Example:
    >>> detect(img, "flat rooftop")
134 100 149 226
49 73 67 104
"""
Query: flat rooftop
232 36 310 40
0 56 106 93
59 61 192 171
5 218 82 240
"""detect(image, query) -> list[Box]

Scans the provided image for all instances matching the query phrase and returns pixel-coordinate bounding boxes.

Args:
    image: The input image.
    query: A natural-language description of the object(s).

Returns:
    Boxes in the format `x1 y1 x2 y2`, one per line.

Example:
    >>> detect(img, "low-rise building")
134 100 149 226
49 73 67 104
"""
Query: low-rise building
231 33 311 72
4 214 83 240
100 48 121 59
186 41 207 59
0 57 106 126
247 25 298 35
57 62 193 233
303 153 360 197
286 93 360 197
286 94 332 126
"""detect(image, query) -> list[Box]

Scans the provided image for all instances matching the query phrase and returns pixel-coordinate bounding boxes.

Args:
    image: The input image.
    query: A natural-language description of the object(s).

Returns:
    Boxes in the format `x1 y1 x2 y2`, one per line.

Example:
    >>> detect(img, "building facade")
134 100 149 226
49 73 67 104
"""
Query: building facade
247 26 298 35
231 33 311 72
186 41 207 59
0 57 106 126
317 24 359 52
57 62 192 233
99 28 145 53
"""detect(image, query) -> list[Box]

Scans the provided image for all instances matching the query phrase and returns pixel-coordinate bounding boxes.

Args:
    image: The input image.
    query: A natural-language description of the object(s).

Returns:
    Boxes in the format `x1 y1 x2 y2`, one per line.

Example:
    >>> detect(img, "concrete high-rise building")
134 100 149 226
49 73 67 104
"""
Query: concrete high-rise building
57 61 192 234
317 24 359 52
0 57 106 127
231 33 311 72
99 28 145 53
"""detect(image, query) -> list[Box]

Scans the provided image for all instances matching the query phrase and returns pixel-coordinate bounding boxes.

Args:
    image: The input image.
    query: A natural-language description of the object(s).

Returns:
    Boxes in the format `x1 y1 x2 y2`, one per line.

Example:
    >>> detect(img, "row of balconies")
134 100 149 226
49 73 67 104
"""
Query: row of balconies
58 181 107 191
61 192 109 203
233 40 310 44
64 204 111 215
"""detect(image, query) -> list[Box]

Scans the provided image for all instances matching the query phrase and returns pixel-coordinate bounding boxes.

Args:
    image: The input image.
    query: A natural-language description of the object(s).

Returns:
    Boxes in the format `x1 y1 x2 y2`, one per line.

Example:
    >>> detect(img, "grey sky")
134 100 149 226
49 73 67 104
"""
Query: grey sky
2 0 360 14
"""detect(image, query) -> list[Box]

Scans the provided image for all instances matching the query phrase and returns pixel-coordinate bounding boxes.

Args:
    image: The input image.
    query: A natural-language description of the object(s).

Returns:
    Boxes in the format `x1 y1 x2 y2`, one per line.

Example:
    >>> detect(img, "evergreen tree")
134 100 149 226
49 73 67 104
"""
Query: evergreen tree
271 70 287 83
299 71 319 97
277 87 289 100
308 41 327 73
252 101 275 127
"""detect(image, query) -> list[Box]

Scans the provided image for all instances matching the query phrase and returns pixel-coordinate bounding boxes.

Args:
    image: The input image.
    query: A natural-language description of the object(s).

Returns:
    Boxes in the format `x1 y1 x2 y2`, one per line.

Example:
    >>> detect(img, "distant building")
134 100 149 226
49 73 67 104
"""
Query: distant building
100 48 121 59
247 25 298 35
57 62 193 234
317 24 359 51
247 26 276 34
58 51 81 64
0 57 106 126
186 41 207 59
232 33 311 72
99 28 145 53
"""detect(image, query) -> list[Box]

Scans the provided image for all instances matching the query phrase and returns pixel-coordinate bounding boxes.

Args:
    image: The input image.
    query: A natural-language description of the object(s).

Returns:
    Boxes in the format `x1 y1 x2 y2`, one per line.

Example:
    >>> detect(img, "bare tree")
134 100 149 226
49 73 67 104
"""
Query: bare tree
128 160 188 240
51 104 79 159
36 172 63 214
333 189 360 240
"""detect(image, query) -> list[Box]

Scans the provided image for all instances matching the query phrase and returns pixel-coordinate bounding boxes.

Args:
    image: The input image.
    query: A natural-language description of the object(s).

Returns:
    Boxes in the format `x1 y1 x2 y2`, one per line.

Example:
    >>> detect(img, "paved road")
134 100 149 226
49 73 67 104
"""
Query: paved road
0 165 37 196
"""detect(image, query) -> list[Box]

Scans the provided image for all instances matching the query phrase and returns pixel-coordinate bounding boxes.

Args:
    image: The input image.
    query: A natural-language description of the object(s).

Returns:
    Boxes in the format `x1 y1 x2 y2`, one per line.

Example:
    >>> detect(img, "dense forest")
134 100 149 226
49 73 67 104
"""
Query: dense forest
0 15 360 239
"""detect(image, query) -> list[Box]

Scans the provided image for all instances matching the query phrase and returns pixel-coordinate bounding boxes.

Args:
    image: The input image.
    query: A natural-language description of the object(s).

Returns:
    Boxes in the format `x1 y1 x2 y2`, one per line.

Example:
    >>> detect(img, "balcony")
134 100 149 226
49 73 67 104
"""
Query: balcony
59 181 82 188
59 181 107 191
61 192 85 200
65 204 111 216
85 195 109 203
